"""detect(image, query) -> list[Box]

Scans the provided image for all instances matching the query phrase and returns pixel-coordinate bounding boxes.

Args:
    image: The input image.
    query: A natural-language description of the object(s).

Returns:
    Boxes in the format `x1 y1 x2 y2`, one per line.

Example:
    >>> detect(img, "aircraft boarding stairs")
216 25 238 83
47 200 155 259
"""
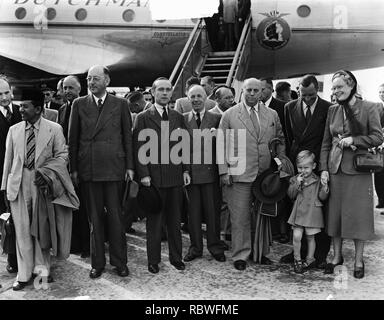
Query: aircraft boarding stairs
170 15 252 101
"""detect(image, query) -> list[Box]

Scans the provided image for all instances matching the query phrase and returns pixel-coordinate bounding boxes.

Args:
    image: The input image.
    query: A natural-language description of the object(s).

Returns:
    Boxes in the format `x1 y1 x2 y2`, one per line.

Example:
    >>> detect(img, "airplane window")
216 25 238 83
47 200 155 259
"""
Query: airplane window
15 7 27 20
45 8 56 21
75 8 87 21
297 5 311 17
122 9 135 22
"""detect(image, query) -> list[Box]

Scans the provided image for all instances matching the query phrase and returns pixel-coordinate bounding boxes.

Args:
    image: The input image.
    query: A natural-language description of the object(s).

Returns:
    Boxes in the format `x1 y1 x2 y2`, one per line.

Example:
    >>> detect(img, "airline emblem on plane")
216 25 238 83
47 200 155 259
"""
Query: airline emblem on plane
256 11 291 50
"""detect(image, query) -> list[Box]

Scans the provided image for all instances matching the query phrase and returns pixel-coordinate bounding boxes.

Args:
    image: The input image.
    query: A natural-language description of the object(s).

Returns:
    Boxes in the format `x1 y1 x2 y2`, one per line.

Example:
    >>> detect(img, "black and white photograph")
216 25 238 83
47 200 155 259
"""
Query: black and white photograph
0 0 384 308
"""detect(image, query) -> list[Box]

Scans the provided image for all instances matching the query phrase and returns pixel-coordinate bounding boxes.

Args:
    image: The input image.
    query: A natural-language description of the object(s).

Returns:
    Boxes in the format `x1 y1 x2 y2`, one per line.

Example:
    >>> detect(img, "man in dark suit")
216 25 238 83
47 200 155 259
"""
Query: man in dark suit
283 74 333 268
41 85 61 111
374 83 384 208
68 65 134 279
0 76 21 274
133 77 191 274
183 85 225 263
59 75 90 258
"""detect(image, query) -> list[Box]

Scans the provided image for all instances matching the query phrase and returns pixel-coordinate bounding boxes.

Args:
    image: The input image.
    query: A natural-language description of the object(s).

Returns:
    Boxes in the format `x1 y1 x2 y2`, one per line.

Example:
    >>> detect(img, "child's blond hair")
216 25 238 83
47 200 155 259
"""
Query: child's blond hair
296 150 315 165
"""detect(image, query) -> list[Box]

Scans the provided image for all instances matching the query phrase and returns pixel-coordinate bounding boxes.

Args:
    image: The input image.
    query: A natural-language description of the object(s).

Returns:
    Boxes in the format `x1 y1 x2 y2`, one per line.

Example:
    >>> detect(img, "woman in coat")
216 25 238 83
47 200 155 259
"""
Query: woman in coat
319 70 384 279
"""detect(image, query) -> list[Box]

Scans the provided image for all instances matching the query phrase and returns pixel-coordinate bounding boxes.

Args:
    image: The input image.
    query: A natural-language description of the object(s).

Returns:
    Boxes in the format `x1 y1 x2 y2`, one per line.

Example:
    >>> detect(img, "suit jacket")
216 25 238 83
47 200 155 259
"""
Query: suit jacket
0 104 22 183
184 111 221 184
68 93 134 182
175 97 216 114
45 101 61 111
43 108 58 122
218 102 285 182
209 104 225 115
285 96 332 162
58 101 73 141
133 105 189 188
319 99 384 175
1 117 68 201
268 97 286 137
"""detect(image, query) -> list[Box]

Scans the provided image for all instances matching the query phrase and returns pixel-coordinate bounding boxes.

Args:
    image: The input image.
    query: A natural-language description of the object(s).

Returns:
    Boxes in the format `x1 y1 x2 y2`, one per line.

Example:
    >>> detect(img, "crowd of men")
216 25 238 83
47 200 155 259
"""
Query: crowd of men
0 66 383 291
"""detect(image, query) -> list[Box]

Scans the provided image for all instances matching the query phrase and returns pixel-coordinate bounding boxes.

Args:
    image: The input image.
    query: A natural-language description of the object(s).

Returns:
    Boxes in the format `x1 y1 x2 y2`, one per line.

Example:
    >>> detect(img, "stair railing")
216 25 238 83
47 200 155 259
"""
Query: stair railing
226 14 252 87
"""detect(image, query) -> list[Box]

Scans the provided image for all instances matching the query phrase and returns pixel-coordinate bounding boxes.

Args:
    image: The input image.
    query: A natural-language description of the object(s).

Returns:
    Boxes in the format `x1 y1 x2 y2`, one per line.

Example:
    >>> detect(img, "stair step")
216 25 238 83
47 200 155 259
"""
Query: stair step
203 63 232 68
206 57 234 62
209 51 236 57
201 69 230 73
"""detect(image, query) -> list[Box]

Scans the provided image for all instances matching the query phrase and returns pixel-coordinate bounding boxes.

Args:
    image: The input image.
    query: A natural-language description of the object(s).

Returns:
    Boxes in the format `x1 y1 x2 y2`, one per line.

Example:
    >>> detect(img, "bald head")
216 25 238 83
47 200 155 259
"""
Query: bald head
242 78 262 107
188 85 207 112
63 75 81 103
87 65 110 97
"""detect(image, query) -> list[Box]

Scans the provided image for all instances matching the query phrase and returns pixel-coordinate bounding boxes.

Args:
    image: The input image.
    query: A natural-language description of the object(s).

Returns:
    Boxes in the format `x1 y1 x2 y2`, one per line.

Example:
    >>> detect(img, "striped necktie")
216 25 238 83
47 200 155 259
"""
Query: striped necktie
250 106 260 135
4 105 12 124
26 125 36 170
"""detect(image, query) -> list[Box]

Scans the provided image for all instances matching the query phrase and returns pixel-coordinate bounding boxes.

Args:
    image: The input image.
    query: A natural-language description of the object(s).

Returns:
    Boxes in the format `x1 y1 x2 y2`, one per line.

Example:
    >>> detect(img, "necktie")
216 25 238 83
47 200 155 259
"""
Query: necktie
250 106 260 135
97 99 103 114
45 102 49 109
26 125 36 170
305 105 311 124
162 106 168 121
4 105 12 124
196 111 201 128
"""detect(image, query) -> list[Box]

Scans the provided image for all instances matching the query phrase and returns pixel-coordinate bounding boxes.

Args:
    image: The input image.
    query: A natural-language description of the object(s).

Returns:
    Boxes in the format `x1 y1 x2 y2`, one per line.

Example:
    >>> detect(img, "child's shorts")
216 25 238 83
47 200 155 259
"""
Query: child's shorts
292 225 321 236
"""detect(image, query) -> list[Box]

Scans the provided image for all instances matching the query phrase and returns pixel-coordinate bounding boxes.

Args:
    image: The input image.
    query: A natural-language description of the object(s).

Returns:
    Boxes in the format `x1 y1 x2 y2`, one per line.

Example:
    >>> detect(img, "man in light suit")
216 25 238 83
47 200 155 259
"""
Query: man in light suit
1 96 71 290
68 65 134 279
0 76 21 275
134 77 191 274
175 76 215 114
183 85 225 263
218 78 285 270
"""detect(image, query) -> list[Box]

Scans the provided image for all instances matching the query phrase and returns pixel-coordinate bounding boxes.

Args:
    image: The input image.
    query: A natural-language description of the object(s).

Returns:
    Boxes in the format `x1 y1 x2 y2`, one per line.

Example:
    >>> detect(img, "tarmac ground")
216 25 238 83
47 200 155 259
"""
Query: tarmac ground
0 208 384 300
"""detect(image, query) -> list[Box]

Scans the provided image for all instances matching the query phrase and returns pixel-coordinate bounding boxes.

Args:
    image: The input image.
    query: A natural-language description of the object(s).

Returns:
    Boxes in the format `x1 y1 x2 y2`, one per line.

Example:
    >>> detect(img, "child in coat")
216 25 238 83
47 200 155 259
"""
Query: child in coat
287 150 329 273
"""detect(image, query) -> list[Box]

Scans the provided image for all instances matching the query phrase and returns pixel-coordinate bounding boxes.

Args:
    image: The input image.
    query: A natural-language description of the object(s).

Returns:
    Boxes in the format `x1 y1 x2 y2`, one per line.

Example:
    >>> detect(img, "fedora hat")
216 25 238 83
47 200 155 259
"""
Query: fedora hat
122 179 139 210
136 184 162 215
252 168 289 204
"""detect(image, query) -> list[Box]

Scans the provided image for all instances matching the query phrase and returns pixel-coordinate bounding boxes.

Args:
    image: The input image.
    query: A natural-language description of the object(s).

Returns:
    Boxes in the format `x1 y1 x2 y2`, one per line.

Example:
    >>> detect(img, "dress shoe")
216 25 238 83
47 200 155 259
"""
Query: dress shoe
183 252 202 262
148 263 159 274
171 261 185 270
6 264 18 274
212 253 226 262
315 260 327 270
278 234 290 244
302 259 317 270
80 251 90 258
293 260 305 274
89 268 104 279
116 266 129 277
234 260 246 270
220 240 229 251
12 281 29 291
324 257 344 274
279 252 294 264
353 262 365 279
260 256 273 265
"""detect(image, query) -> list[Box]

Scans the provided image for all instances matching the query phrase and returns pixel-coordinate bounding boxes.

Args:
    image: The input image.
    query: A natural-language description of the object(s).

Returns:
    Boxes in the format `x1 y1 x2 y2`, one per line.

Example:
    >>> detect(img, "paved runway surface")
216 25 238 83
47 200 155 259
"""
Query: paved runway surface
1 210 384 300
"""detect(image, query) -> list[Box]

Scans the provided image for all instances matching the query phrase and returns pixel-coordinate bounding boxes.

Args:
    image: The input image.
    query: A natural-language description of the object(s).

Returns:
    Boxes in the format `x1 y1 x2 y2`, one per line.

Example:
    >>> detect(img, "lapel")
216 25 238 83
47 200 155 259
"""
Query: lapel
200 111 211 129
168 108 179 132
258 102 270 140
93 94 116 137
292 98 307 136
35 118 52 162
148 105 162 130
237 103 258 140
15 121 26 164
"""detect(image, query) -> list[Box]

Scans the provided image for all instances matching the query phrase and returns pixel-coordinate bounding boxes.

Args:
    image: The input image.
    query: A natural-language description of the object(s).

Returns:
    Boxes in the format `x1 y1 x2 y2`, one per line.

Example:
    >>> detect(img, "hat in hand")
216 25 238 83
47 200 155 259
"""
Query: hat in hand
252 168 289 204
136 183 162 215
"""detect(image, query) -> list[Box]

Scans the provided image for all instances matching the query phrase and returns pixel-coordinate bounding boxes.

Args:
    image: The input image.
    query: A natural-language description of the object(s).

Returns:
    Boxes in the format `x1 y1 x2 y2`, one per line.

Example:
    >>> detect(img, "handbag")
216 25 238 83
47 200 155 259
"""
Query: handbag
353 148 384 173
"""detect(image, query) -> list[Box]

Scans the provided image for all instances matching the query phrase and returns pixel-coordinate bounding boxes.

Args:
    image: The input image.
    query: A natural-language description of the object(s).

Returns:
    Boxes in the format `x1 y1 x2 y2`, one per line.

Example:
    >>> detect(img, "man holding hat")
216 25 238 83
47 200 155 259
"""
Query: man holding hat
218 78 285 270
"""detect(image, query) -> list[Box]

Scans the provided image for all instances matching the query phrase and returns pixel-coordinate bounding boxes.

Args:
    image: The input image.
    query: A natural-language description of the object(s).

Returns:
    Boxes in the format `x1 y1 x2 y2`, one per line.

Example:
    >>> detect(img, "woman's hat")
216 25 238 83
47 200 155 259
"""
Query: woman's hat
136 184 163 215
252 168 289 204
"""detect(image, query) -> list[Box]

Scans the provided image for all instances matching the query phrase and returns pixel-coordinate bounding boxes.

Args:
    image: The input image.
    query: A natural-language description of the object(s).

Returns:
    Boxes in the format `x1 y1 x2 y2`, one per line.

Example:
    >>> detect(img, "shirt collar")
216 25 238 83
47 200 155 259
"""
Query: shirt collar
154 103 168 115
264 96 273 108
192 108 205 118
25 116 42 130
93 92 107 105
0 103 13 113
244 101 260 114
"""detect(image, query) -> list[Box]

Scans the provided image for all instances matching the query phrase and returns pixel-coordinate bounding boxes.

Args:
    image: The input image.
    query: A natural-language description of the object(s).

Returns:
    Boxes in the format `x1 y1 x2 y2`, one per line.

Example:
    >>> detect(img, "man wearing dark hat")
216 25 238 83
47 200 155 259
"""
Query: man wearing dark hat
68 65 134 279
0 75 21 275
218 78 285 270
283 74 333 268
41 84 61 111
133 77 191 274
